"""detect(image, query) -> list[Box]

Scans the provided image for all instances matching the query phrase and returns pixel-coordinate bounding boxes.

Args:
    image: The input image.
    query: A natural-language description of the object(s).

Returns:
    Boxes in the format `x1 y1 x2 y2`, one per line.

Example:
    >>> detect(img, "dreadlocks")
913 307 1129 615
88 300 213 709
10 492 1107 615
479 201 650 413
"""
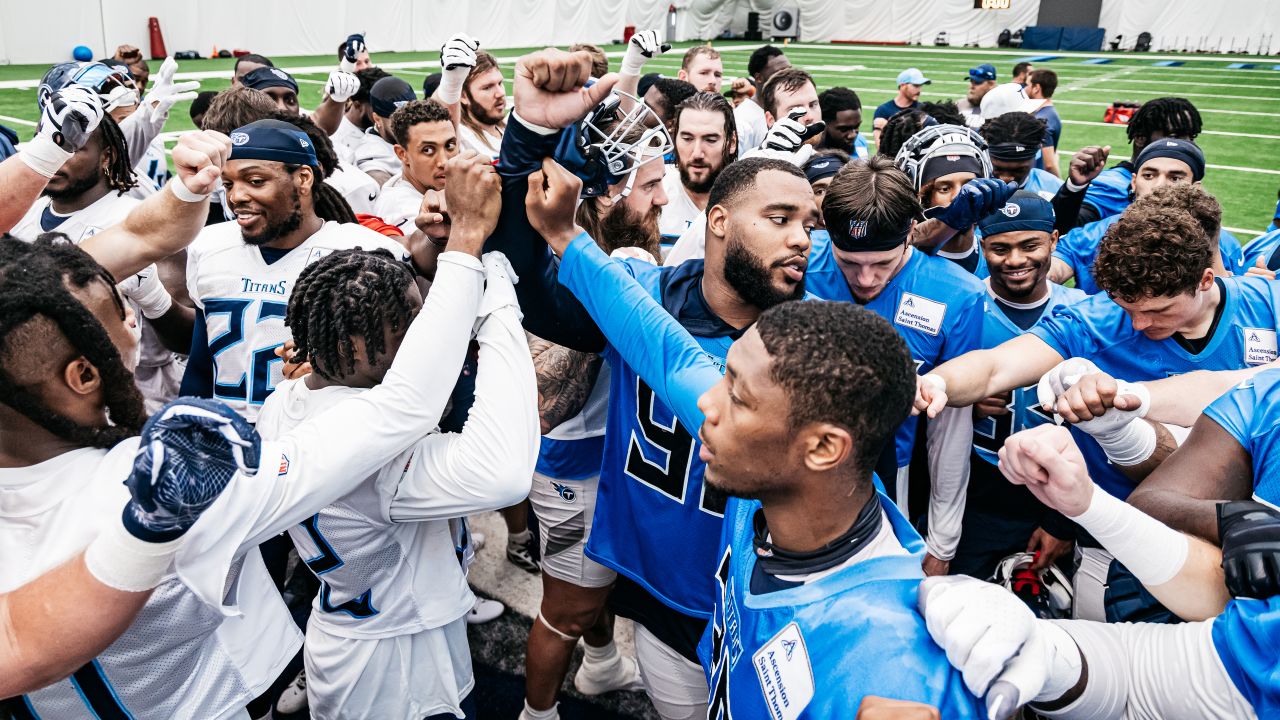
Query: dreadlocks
269 112 358 224
980 111 1047 148
0 235 146 448
99 113 137 195
1127 97 1202 154
877 109 930 159
285 248 417 381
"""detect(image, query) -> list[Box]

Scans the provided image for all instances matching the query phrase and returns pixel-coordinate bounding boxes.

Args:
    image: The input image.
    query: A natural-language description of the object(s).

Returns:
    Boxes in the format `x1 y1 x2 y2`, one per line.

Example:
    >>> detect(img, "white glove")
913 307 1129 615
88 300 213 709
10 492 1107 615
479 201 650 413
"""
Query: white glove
339 34 367 73
437 33 480 105
741 143 815 168
140 57 200 134
761 113 809 152
120 265 174 319
325 70 360 103
918 576 1083 718
477 251 522 329
1035 357 1102 416
20 85 104 177
621 29 669 76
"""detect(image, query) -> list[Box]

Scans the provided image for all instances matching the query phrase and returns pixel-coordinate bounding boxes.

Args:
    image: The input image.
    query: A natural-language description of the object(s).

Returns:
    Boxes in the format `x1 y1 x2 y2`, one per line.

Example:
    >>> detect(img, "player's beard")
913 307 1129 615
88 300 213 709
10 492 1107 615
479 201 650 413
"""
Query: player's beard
241 190 304 246
465 90 506 126
43 172 101 202
594 200 662 260
723 234 805 310
679 155 725 195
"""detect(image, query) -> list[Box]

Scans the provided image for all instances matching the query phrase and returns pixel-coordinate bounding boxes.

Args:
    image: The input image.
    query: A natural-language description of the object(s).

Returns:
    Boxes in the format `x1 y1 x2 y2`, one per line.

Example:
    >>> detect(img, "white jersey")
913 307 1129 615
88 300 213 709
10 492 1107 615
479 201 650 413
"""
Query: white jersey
327 159 381 215
658 165 702 242
331 116 367 164
185 220 410 421
127 137 170 200
353 129 401 178
10 191 138 243
456 122 503 160
0 443 300 720
733 99 768 158
371 172 424 232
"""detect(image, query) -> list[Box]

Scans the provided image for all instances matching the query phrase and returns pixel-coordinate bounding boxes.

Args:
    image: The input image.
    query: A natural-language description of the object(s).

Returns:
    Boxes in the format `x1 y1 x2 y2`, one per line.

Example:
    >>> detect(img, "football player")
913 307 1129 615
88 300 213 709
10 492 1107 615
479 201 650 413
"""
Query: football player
980 111 1063 200
677 46 724 94
180 120 410 423
373 99 459 233
734 45 790 155
658 92 737 248
1052 139 1242 294
815 86 868 159
239 66 301 115
354 75 416 186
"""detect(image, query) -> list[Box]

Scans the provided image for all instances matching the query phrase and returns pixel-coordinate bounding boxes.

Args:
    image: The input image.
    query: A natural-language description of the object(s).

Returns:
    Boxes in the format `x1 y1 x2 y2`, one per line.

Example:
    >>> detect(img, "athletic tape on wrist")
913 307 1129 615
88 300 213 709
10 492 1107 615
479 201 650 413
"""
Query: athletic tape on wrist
1072 486 1188 586
437 71 466 105
1094 417 1157 466
84 516 182 592
168 177 211 203
18 134 73 178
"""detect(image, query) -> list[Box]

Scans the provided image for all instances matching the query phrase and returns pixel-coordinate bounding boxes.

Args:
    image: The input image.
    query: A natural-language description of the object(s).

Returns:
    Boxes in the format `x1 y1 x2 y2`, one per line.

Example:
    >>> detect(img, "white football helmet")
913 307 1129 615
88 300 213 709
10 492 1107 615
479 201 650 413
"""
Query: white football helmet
989 551 1073 620
573 90 673 198
893 123 992 192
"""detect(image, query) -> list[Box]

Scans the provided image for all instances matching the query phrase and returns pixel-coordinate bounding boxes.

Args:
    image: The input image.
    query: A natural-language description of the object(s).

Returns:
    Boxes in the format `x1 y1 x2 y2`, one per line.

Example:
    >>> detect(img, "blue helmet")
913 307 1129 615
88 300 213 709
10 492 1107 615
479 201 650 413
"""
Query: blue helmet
38 61 138 112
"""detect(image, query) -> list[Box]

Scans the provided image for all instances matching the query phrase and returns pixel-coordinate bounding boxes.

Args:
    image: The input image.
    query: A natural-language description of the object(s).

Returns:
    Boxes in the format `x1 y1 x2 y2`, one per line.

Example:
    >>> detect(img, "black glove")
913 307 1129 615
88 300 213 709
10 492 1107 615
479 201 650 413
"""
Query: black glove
1218 500 1280 600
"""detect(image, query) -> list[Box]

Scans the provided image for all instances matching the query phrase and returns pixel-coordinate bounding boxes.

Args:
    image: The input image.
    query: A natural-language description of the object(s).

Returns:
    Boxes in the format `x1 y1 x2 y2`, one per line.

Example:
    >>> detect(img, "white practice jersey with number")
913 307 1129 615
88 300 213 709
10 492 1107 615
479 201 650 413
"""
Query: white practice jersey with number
0 442 299 720
256 379 475 639
185 220 409 421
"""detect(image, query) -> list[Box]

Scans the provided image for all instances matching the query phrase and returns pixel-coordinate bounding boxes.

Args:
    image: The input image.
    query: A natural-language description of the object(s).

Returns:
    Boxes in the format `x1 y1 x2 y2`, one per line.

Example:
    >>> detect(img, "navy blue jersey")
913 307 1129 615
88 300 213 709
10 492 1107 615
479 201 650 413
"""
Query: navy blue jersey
1081 164 1133 220
558 233 733 619
1212 595 1280 715
1056 216 1243 295
700 493 984 718
873 98 919 123
1031 276 1280 498
807 234 987 468
1203 368 1280 506
1034 105 1062 153
973 283 1088 468
1243 229 1280 272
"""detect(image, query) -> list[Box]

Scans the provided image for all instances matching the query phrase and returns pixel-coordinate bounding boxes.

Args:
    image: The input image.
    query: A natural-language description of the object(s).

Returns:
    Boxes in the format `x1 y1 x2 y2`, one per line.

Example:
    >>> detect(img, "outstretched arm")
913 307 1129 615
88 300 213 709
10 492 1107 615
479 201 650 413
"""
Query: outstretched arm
917 334 1065 417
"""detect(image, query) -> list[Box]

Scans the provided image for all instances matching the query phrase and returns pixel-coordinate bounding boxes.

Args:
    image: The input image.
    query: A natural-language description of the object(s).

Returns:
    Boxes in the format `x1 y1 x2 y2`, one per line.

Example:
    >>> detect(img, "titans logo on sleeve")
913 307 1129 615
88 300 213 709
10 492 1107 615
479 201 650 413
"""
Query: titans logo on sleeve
806 232 986 474
701 495 984 719
1203 368 1280 506
1031 275 1280 499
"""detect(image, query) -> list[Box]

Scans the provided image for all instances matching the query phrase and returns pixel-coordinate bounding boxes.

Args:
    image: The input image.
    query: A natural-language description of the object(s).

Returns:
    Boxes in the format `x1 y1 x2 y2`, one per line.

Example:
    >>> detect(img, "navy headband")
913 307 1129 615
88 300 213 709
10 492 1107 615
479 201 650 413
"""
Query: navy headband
1135 138 1205 181
804 155 847 184
977 190 1055 237
229 119 318 167
824 208 913 252
988 141 1039 163
241 66 298 93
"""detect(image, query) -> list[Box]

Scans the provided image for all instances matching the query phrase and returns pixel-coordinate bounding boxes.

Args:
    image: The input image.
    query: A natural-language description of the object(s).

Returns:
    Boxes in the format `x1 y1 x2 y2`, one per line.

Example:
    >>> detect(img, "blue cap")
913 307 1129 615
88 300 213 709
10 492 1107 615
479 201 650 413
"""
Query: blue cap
370 76 416 118
967 64 997 83
241 66 298 93
897 68 930 86
804 154 848 183
1134 137 1205 181
229 119 318 167
977 190 1055 237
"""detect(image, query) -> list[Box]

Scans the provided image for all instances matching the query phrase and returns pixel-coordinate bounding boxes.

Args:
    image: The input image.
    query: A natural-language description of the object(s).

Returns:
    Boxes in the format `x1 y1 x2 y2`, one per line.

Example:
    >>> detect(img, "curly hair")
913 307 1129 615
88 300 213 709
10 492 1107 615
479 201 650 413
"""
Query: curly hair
0 235 146 448
285 248 417 381
878 109 930 159
919 100 965 127
755 300 916 477
1133 183 1223 245
1127 97 1202 150
390 98 452 148
1094 205 1212 302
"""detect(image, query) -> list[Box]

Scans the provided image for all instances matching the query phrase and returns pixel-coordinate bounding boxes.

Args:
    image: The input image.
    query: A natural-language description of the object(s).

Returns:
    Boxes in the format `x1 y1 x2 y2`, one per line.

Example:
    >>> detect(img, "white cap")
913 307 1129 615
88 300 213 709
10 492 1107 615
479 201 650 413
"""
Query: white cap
980 82 1046 120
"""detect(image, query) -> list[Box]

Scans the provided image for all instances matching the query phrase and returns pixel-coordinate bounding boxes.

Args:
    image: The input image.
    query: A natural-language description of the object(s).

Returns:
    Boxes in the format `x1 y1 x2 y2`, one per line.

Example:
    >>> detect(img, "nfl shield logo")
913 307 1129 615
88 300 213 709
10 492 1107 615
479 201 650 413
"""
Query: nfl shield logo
848 219 869 239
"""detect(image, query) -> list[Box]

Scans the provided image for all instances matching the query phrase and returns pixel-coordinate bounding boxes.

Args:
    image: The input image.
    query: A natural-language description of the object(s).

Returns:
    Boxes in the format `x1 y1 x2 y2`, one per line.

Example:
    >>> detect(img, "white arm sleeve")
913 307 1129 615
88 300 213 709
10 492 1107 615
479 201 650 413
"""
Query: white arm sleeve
117 109 159 168
388 301 539 521
925 404 972 561
176 253 484 612
1039 619 1255 720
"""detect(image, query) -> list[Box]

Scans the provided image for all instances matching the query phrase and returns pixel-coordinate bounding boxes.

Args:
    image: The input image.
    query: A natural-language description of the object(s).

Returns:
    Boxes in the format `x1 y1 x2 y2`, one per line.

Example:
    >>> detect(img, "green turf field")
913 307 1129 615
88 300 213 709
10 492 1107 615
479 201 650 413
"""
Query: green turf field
3 41 1277 236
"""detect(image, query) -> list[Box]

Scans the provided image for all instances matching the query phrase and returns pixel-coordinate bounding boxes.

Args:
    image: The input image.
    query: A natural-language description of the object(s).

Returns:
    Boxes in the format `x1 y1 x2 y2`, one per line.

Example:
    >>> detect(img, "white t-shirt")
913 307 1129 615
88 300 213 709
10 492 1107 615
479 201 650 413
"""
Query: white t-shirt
331 116 367 163
185 220 410 421
326 159 381 216
733 99 768 158
353 129 401 178
456 122 503 160
0 443 299 720
658 164 703 242
10 191 138 243
371 172 425 232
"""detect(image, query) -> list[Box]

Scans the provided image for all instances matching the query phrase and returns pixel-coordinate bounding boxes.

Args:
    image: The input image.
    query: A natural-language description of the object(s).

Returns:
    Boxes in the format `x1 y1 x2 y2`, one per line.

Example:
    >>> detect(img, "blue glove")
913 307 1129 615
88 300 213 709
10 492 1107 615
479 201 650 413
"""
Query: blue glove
924 177 1018 230
123 397 261 542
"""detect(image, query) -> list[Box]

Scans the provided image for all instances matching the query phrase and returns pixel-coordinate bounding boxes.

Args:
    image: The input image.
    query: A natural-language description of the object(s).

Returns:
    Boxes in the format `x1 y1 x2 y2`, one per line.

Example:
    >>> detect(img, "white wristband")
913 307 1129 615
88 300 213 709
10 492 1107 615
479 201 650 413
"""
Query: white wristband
124 273 174 319
18 134 73 178
1071 485 1189 586
1093 418 1157 466
84 515 181 592
168 177 211 203
1065 178 1088 193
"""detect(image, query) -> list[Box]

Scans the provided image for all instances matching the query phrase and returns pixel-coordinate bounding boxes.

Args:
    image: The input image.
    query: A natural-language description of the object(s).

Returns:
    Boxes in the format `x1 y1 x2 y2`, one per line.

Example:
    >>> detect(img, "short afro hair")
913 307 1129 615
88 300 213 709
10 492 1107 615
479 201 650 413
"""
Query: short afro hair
748 45 786 79
819 86 861 123
707 157 806 213
1094 204 1213 302
390 98 452 147
755 300 916 478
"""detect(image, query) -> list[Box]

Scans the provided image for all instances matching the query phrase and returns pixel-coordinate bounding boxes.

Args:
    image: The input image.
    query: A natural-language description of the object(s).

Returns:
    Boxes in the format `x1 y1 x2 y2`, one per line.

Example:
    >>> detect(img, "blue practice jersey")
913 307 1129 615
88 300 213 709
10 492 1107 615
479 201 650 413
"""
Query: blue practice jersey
1031 275 1280 498
853 132 870 160
1082 164 1132 220
1243 229 1280 272
1203 368 1280 506
700 493 984 719
973 283 1088 468
1056 216 1243 296
807 234 987 468
1022 167 1063 201
557 234 733 619
1212 594 1280 716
